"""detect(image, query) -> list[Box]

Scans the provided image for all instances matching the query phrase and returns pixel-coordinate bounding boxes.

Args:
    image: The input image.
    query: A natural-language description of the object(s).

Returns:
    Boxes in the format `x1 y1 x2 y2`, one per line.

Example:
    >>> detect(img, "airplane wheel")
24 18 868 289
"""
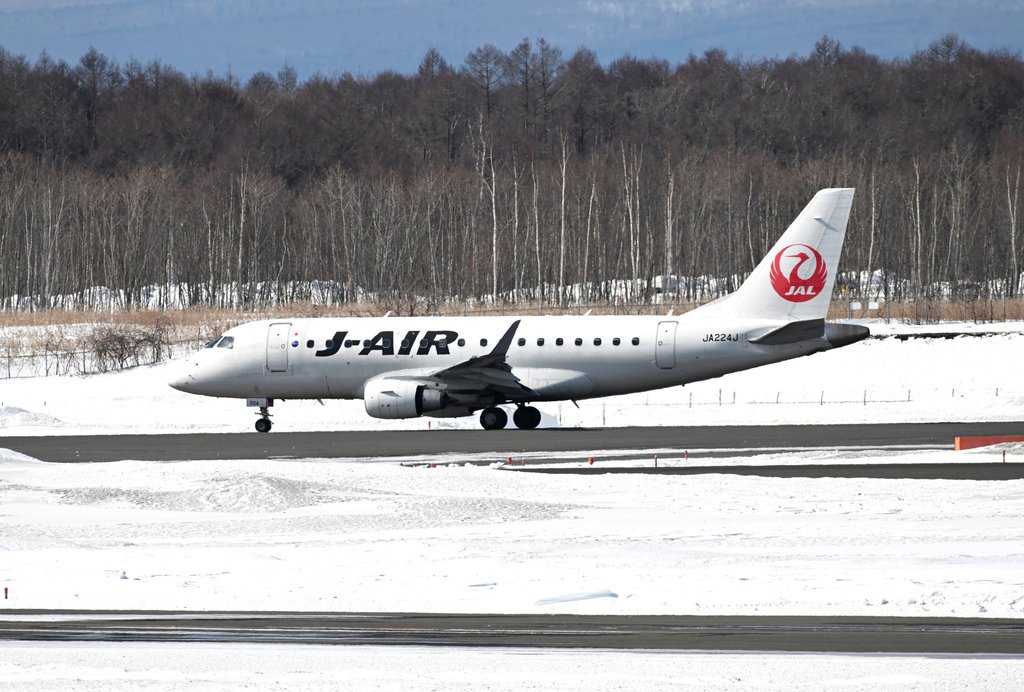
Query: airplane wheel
513 406 542 430
255 418 272 433
479 407 508 430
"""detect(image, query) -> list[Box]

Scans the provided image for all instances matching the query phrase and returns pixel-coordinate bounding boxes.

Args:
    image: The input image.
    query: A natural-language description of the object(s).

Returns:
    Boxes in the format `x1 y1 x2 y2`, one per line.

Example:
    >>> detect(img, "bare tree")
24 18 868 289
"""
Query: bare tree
464 44 505 117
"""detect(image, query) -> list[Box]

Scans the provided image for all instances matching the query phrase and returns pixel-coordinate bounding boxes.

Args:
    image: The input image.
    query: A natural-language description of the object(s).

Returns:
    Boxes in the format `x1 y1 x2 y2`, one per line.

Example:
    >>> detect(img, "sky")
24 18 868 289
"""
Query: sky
0 0 1022 79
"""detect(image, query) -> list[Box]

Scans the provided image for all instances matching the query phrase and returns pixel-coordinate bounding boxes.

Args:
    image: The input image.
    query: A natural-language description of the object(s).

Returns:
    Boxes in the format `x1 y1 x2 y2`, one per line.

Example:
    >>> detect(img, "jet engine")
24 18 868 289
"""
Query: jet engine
363 377 448 419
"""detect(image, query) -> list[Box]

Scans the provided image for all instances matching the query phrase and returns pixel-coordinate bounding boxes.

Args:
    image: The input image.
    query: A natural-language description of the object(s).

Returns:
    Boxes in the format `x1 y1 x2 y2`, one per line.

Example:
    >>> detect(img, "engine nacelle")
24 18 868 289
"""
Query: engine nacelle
363 377 447 419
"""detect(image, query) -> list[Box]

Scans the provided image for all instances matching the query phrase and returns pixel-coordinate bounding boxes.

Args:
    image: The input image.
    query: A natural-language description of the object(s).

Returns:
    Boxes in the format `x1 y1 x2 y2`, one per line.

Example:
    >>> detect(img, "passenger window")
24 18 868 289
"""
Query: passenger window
364 340 371 347
574 338 583 346
306 340 314 348
401 340 410 349
480 339 488 347
457 338 465 347
594 338 602 346
383 339 392 348
326 340 334 349
632 337 640 346
556 338 564 346
345 340 354 348
217 336 234 349
613 338 621 346
537 338 545 346
517 338 526 346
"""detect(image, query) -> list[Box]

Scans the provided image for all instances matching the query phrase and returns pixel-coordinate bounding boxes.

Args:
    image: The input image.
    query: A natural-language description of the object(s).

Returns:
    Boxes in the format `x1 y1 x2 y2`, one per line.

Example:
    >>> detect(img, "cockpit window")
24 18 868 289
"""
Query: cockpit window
216 336 235 349
205 337 221 348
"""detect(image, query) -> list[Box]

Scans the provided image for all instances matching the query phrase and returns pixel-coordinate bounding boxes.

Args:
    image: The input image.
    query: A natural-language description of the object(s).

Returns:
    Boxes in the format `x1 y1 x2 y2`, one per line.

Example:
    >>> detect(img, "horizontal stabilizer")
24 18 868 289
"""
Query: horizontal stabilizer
747 319 825 345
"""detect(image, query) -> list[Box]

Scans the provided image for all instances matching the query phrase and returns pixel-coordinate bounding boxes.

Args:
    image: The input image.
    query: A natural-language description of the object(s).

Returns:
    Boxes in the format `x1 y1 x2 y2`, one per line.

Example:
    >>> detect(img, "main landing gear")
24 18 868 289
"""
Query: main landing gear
479 407 507 430
478 405 541 430
513 405 542 430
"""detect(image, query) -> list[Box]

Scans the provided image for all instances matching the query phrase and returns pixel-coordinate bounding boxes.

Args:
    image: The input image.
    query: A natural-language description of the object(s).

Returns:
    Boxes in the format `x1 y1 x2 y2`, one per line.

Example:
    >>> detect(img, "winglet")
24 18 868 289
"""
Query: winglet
488 320 521 357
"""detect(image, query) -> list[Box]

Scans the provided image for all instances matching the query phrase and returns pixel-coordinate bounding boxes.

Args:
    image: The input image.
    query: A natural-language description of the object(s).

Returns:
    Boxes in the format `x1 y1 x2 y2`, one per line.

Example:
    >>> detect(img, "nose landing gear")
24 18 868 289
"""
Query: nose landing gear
255 413 272 433
247 397 274 433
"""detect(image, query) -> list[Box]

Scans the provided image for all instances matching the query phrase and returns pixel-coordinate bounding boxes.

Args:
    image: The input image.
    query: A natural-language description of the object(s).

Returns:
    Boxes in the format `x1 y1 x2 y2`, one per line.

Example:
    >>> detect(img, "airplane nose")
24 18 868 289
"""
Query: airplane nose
168 366 197 393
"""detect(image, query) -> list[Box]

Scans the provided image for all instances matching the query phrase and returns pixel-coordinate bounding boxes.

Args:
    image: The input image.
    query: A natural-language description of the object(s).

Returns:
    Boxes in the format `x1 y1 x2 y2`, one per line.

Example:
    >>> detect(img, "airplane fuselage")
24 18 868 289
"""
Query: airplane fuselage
175 313 834 404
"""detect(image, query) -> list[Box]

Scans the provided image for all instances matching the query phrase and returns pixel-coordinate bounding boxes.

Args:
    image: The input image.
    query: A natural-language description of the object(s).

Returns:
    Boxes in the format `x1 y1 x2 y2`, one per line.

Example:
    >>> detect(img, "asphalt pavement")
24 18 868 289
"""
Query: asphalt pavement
4 421 1024 463
1 611 1022 653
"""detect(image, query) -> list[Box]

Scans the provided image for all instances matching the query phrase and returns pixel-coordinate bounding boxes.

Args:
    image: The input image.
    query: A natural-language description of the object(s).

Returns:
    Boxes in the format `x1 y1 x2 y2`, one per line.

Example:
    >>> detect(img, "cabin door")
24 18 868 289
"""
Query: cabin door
266 323 292 373
655 321 677 369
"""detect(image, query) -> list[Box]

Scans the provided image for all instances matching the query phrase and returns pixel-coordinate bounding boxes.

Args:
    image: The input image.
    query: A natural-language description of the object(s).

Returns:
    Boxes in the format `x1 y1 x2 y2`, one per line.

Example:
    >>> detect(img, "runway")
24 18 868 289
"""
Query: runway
2 611 1021 653
4 421 1024 463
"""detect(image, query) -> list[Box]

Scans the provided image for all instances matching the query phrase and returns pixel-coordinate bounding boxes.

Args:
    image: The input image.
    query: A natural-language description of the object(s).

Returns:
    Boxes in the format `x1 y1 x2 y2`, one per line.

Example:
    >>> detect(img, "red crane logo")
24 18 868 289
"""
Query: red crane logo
769 244 827 302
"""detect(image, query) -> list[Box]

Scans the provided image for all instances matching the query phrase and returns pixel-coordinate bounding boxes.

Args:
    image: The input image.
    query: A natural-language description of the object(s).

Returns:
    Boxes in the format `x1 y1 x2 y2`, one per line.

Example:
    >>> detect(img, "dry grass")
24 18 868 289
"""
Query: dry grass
831 298 1024 323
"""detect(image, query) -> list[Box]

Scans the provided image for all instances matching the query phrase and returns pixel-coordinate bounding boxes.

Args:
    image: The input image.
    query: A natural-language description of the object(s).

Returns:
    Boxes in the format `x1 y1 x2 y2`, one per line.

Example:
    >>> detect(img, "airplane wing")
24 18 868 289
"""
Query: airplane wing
427 320 534 401
372 319 533 403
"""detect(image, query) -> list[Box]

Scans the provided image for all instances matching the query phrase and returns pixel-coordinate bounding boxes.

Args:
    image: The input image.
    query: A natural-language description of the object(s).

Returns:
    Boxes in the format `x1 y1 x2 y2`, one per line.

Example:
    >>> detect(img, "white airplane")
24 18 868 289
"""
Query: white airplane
170 188 868 432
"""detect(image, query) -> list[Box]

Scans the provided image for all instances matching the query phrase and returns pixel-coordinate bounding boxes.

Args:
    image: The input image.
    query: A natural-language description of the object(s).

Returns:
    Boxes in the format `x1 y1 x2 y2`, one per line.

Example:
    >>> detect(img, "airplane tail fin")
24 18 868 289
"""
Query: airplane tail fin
702 188 855 322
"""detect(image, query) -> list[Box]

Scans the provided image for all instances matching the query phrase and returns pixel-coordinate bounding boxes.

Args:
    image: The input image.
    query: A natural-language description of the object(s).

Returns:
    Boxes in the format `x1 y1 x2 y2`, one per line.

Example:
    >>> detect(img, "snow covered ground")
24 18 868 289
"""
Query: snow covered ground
2 447 1022 616
2 446 1024 688
2 642 1022 691
2 319 1023 688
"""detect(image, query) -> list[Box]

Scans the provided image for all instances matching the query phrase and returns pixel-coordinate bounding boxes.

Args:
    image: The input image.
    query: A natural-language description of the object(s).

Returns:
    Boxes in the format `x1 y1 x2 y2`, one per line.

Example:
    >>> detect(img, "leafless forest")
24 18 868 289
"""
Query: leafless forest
1 34 1023 317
